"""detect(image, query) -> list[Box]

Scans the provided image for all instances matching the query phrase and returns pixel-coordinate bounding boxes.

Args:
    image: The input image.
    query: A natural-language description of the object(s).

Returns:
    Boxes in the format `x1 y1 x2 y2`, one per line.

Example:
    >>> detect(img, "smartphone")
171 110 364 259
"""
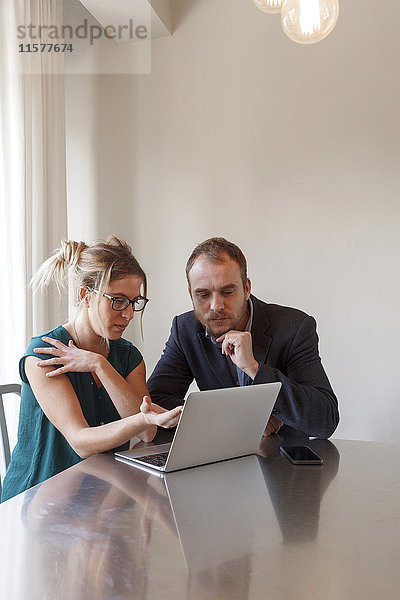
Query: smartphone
280 445 323 465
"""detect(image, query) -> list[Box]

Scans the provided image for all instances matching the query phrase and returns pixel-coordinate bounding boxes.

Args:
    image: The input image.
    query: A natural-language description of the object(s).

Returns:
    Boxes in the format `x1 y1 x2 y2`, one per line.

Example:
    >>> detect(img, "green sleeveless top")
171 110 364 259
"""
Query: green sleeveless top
1 326 143 502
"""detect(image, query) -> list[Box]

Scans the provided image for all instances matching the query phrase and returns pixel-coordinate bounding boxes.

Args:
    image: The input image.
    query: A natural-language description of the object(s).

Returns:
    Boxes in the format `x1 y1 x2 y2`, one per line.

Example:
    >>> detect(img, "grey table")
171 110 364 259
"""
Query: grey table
0 438 399 600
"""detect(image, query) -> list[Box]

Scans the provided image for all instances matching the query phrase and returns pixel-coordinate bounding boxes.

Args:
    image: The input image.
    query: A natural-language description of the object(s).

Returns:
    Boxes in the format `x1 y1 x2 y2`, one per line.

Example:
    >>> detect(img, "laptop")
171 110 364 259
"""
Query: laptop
115 381 281 473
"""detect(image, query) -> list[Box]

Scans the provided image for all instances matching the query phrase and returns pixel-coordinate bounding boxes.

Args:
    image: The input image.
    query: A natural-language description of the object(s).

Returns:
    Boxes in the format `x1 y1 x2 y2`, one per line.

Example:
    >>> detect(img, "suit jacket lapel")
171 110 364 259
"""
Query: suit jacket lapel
251 295 272 367
198 332 237 387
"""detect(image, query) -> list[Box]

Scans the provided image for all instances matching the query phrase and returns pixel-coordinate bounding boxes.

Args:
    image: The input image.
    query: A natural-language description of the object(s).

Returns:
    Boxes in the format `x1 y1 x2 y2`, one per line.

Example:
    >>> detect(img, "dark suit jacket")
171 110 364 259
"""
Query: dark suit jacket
147 295 339 439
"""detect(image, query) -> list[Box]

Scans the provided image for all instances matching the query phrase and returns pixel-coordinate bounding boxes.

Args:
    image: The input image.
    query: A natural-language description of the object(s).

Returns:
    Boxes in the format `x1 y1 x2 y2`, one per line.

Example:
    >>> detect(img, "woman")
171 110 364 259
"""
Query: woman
1 237 182 502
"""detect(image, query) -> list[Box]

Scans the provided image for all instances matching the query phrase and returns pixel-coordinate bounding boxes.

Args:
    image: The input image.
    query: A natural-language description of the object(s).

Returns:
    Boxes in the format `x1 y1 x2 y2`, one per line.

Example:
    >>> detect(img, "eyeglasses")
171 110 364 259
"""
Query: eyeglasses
87 287 149 312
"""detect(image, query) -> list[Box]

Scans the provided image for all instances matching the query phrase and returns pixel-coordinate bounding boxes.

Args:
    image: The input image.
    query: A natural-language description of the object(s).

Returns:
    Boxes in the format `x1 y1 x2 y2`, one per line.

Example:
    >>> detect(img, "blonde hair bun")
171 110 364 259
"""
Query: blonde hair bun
58 240 87 270
31 239 87 292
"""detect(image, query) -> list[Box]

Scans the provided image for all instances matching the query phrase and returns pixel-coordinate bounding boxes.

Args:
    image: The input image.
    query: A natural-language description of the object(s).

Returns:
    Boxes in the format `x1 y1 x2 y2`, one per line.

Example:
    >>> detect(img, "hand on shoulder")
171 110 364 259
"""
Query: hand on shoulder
34 337 103 376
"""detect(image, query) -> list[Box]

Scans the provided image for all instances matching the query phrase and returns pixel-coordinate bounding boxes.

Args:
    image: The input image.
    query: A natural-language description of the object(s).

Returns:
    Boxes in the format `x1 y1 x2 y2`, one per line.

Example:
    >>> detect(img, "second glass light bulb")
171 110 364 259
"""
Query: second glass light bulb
281 0 340 44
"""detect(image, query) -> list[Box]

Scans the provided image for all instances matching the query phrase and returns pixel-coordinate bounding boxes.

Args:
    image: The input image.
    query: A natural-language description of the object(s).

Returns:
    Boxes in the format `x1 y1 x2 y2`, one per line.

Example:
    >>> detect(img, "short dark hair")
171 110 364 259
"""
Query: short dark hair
185 237 247 288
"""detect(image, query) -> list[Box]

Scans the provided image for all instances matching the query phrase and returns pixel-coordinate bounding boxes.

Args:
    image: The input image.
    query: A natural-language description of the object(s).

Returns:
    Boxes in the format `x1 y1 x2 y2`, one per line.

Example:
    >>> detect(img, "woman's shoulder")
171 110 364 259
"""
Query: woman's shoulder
20 326 72 384
110 338 143 372
26 325 71 352
110 336 140 355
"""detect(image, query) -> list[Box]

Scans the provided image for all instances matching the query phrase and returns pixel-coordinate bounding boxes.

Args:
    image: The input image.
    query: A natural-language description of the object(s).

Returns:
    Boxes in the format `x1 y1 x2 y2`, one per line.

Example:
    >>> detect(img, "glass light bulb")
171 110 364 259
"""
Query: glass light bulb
252 0 284 14
281 0 339 44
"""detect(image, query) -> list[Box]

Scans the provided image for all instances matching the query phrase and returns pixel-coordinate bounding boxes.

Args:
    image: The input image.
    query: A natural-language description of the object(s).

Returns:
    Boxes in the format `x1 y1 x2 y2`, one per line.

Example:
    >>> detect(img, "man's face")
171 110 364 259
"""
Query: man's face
188 254 251 339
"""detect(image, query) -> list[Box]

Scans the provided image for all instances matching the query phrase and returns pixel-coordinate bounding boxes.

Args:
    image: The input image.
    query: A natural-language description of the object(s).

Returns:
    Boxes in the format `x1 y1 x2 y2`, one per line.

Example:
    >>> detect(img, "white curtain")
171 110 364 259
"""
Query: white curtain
0 0 67 455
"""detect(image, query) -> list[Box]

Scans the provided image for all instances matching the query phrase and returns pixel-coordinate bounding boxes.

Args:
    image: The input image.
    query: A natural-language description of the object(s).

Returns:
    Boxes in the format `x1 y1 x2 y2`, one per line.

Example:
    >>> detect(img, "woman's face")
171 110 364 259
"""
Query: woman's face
87 275 143 340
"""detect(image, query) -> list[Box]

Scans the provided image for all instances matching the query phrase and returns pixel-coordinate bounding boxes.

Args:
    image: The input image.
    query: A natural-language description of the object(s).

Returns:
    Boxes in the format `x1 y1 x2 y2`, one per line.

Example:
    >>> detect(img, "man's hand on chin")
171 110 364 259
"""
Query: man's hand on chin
216 330 259 380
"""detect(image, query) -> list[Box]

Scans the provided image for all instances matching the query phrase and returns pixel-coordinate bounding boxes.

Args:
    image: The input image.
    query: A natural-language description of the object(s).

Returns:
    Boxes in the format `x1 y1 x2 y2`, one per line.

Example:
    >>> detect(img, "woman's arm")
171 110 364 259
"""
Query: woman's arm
34 337 147 417
25 356 182 459
34 337 163 442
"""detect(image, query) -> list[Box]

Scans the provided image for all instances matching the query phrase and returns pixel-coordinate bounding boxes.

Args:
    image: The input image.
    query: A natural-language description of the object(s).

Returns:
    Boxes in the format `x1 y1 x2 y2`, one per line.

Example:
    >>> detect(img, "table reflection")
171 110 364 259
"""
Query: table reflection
258 437 340 543
17 440 339 599
21 457 154 599
162 455 277 600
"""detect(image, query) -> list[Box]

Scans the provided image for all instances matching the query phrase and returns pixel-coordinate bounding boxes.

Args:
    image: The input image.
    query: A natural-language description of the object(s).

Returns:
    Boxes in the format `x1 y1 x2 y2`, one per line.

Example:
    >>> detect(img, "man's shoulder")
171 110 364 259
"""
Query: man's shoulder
252 295 312 326
164 310 203 353
173 309 202 332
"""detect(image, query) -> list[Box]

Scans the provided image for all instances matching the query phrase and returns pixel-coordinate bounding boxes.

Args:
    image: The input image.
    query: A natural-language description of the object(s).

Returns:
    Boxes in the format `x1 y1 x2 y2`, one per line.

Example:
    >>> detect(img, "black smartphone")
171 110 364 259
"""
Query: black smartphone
280 445 323 465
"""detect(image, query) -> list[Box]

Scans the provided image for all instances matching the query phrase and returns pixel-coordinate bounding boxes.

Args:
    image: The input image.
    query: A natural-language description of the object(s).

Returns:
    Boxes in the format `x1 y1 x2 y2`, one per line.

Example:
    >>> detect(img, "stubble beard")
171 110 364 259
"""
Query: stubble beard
194 299 249 341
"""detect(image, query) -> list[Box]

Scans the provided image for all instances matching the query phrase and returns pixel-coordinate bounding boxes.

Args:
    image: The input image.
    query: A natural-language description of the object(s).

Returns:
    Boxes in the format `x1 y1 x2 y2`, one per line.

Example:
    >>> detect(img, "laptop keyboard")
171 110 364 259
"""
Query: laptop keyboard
137 452 169 467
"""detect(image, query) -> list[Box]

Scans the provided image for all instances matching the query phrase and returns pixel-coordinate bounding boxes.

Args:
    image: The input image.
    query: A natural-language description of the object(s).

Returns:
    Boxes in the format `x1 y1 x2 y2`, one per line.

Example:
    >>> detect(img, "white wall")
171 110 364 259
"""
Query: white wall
66 0 400 443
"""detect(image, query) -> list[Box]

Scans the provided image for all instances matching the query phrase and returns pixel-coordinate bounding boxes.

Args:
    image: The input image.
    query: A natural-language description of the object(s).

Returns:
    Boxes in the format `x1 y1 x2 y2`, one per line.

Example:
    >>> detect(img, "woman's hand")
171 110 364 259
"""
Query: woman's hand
140 396 182 429
34 337 101 377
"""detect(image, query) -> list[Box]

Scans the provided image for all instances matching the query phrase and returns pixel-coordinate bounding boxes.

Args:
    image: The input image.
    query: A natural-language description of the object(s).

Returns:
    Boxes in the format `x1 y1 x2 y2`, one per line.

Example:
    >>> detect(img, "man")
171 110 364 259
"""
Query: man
148 238 339 439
